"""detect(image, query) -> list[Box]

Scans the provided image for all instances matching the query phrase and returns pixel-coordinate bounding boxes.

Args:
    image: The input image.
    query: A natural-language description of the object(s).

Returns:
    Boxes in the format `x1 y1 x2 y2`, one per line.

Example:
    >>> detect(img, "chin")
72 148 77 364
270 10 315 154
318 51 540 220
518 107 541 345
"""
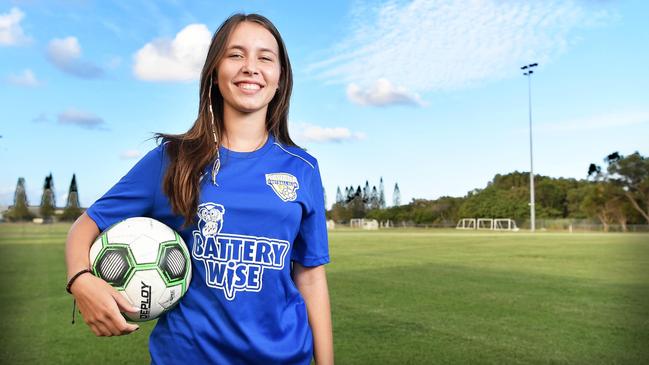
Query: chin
234 103 268 114
235 99 272 113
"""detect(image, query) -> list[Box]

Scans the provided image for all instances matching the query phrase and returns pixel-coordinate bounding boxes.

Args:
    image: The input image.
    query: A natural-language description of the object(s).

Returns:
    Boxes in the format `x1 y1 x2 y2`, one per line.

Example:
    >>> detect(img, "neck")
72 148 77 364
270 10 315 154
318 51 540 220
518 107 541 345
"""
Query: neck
222 105 269 152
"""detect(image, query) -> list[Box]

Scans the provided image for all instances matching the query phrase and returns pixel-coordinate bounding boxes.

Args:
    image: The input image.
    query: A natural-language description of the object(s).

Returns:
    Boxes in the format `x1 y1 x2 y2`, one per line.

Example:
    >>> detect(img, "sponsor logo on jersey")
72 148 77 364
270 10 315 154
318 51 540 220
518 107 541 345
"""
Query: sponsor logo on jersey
192 202 289 300
265 173 299 202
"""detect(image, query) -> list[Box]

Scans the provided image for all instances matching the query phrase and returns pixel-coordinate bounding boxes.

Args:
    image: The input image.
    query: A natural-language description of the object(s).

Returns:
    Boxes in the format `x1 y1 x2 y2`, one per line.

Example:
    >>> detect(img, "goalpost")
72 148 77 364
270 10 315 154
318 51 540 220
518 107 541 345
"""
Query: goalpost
457 218 519 231
456 218 476 229
494 218 519 231
350 218 379 230
477 218 494 230
350 218 363 229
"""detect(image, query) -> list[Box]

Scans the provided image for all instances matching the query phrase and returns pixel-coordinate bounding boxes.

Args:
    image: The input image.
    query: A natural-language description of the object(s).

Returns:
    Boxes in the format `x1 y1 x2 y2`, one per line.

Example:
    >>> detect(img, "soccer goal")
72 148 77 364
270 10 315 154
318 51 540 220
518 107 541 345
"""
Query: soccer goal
456 218 476 230
477 218 494 230
494 218 519 231
350 218 379 230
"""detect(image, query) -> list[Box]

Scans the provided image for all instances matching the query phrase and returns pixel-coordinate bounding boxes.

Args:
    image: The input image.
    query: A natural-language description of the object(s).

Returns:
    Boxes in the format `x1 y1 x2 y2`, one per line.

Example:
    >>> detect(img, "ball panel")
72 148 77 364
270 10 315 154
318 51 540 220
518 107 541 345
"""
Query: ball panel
93 246 134 288
158 244 187 283
158 284 183 310
128 234 161 265
122 269 167 322
143 218 177 243
89 235 103 263
100 250 129 282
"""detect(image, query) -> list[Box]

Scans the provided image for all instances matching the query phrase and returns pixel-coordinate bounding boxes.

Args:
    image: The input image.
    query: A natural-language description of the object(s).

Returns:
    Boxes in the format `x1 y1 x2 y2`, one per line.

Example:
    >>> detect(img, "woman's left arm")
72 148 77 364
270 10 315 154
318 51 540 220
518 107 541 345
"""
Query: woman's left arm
293 263 334 365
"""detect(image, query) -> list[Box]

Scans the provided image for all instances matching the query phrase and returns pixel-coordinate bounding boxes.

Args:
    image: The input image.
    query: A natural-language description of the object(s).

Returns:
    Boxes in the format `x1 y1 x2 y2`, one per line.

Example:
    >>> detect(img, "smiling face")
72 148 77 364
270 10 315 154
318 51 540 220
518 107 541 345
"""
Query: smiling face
216 21 281 116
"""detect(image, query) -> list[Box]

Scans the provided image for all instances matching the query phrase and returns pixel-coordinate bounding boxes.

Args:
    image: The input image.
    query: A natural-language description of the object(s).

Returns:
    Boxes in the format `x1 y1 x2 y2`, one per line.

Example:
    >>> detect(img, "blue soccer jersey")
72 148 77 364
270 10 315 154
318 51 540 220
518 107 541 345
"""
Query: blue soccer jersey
86 134 330 364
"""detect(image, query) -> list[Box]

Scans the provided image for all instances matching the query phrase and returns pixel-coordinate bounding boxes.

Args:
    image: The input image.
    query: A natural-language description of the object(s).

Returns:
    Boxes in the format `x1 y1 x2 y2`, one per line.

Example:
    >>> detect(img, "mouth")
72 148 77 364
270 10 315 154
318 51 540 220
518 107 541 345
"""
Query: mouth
234 82 264 93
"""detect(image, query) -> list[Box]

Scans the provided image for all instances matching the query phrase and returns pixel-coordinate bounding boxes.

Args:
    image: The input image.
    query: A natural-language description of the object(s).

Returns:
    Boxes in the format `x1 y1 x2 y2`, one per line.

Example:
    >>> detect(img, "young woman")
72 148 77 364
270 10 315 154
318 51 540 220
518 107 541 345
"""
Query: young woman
65 13 334 365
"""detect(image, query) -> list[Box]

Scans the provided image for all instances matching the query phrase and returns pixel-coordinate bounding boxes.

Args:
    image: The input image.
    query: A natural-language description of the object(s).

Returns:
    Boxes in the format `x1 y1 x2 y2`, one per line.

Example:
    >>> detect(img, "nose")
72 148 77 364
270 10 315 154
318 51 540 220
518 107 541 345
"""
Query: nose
242 58 259 75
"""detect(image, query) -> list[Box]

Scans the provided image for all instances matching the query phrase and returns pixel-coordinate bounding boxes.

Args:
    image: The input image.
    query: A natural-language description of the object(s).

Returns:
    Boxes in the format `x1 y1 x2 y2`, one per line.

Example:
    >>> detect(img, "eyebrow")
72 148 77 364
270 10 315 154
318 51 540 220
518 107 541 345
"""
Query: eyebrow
227 45 278 56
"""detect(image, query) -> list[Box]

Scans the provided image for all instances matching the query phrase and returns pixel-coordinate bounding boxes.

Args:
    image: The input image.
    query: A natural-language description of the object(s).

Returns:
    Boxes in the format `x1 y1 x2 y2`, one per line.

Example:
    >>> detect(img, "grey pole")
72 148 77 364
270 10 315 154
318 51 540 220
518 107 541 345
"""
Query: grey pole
521 63 538 232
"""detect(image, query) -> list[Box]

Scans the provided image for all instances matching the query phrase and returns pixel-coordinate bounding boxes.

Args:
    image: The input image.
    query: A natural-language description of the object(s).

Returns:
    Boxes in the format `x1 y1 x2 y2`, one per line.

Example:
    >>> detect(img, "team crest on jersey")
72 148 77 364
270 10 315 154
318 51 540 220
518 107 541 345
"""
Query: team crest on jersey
192 202 289 301
265 173 299 202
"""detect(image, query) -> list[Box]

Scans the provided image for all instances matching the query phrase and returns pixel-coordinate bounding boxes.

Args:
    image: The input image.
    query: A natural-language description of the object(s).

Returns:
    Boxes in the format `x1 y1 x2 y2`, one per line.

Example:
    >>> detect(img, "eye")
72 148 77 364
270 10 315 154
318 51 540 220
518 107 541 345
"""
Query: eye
228 53 243 59
260 56 273 62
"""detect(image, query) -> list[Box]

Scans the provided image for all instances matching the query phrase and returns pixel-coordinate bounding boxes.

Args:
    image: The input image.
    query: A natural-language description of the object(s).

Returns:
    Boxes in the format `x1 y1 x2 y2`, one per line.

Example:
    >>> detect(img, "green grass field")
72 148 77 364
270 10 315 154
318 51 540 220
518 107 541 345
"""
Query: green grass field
1 223 647 364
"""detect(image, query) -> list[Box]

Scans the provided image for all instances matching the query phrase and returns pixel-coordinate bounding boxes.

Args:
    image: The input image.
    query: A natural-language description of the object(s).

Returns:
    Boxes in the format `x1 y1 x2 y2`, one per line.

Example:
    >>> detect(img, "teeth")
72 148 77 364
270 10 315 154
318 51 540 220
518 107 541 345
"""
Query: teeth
238 83 260 90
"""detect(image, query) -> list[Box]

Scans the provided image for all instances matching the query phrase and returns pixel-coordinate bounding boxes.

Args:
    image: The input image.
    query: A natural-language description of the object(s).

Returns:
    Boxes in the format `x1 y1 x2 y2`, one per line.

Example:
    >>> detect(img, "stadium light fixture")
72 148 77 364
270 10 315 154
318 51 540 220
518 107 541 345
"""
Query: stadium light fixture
522 62 538 232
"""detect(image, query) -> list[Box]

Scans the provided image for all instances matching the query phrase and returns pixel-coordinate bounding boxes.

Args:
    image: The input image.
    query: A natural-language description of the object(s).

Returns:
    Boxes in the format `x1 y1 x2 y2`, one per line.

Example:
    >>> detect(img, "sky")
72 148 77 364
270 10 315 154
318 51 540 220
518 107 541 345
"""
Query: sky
1 0 648 210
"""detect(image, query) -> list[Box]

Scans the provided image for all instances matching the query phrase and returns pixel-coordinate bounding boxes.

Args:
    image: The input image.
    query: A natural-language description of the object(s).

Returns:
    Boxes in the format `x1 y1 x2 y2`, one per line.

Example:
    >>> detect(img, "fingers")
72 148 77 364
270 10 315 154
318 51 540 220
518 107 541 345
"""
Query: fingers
104 292 140 335
85 314 113 337
74 279 140 336
112 291 140 314
85 306 140 336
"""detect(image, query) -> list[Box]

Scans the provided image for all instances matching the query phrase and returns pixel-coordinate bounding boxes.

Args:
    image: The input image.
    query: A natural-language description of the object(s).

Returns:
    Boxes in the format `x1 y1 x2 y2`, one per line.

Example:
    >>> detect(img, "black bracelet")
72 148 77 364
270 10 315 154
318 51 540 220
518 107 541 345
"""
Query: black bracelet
66 269 93 294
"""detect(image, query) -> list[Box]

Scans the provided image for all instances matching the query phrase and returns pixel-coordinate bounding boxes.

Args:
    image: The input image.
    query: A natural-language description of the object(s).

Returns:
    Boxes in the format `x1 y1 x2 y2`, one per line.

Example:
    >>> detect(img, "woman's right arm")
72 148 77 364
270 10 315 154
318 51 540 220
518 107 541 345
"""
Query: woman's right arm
65 212 140 336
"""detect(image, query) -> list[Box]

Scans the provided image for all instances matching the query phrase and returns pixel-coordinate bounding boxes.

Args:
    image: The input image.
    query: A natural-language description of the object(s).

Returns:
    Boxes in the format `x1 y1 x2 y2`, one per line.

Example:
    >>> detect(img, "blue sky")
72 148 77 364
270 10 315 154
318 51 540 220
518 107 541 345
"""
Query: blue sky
1 0 648 209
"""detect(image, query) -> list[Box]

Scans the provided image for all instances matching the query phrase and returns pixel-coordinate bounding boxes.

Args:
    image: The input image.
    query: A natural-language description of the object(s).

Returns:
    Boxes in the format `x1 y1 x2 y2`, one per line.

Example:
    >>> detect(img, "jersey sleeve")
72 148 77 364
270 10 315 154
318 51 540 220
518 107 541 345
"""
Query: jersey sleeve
85 144 164 232
291 161 330 267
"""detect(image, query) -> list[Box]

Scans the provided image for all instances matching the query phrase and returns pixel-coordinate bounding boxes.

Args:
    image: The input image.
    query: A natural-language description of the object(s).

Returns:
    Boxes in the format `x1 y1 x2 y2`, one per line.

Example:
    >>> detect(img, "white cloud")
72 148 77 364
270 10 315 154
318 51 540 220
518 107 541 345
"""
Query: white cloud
46 36 103 78
6 69 41 86
133 23 211 82
347 78 426 107
308 0 611 103
0 7 31 46
48 37 80 63
293 123 366 143
57 108 106 130
120 150 142 160
537 111 649 133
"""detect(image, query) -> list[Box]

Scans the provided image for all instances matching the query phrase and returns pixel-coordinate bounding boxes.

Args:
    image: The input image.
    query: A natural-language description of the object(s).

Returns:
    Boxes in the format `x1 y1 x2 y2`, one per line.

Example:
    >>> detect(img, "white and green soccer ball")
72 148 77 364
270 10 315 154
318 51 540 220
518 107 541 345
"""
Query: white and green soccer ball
89 217 192 322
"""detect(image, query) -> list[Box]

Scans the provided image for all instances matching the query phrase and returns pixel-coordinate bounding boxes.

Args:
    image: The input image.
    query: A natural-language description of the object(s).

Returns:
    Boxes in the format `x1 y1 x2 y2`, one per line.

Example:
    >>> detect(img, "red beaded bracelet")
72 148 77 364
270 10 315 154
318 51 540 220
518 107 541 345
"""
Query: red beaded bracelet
66 269 93 294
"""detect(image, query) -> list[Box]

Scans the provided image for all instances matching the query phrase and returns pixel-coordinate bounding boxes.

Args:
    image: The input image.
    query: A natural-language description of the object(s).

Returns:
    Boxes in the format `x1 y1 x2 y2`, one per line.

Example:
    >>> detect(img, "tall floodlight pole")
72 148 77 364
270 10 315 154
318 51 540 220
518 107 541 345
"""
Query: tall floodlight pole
521 63 538 232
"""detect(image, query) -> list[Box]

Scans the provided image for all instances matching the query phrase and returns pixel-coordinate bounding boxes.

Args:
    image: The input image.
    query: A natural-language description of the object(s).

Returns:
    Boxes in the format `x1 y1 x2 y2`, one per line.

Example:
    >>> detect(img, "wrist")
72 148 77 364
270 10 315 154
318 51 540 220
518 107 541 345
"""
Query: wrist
66 268 93 294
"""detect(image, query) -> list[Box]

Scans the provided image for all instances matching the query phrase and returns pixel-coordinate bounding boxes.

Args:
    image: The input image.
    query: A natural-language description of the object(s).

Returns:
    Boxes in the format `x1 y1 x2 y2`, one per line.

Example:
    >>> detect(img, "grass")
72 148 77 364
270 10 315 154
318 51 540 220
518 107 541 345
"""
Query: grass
0 223 647 364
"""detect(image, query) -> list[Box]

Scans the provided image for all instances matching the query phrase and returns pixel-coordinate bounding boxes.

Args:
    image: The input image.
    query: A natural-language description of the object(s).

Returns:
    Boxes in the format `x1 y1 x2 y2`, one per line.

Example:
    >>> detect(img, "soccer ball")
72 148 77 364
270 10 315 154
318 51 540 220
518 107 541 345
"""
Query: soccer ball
89 217 192 322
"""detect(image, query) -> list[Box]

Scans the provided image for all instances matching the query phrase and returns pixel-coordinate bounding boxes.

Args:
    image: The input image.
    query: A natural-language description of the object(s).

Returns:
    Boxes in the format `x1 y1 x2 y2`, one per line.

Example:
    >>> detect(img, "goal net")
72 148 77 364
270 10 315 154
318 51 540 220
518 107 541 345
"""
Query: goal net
350 218 379 230
477 218 493 230
494 218 519 231
456 218 476 229
457 218 519 231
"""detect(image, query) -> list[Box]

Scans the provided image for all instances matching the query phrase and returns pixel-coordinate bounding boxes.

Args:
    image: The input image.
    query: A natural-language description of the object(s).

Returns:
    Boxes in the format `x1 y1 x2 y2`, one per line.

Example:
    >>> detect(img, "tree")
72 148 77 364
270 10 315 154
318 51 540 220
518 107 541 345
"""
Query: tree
40 173 56 222
61 174 82 221
370 186 379 210
330 202 352 223
604 152 649 224
393 183 401 207
580 182 630 232
6 177 34 221
345 186 355 202
379 177 386 209
335 186 343 203
583 156 637 231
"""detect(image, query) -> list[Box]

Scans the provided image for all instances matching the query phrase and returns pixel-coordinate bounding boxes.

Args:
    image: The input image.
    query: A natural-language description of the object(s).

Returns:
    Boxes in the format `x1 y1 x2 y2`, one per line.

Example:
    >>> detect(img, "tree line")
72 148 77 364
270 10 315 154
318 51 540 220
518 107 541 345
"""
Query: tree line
327 151 648 231
4 174 83 222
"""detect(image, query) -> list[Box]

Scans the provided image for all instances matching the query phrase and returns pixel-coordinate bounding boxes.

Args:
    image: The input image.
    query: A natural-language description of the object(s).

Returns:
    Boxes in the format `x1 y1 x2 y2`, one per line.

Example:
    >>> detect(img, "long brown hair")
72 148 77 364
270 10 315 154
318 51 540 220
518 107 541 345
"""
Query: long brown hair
155 13 296 227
